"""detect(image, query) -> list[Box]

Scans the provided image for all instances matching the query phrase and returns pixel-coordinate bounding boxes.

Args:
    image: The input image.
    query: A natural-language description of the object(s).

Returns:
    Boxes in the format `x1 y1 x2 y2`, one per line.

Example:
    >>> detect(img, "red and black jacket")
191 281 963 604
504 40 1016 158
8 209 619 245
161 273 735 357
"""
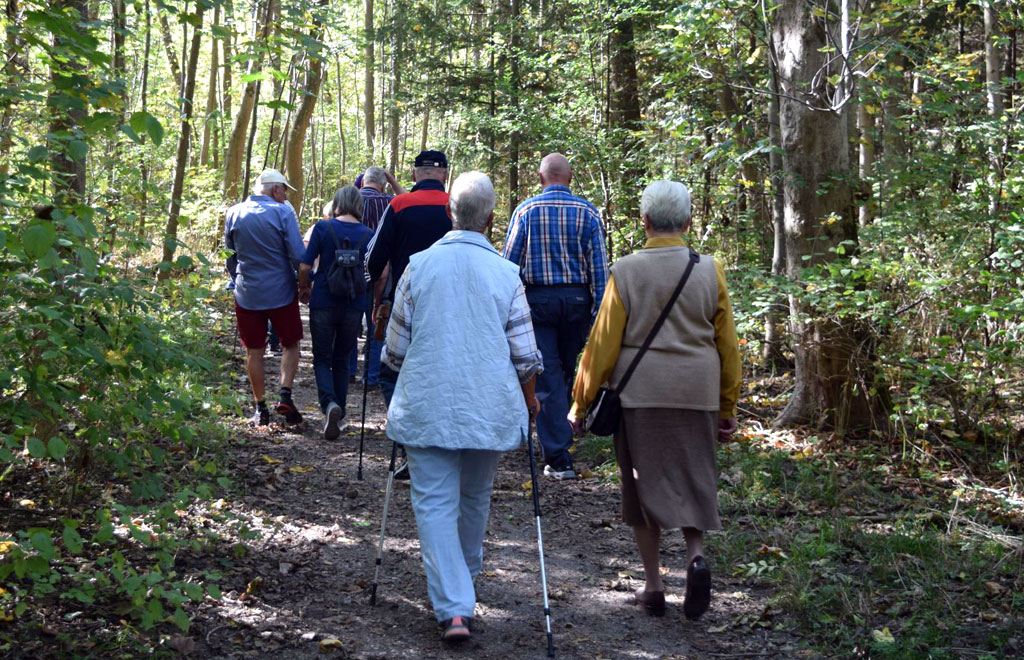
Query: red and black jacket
365 179 452 302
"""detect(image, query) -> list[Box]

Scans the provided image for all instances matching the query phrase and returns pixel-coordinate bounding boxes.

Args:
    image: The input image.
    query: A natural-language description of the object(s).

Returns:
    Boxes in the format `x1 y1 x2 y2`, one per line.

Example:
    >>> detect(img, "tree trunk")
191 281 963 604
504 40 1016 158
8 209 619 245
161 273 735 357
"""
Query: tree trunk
609 14 642 250
160 3 205 272
420 105 429 153
137 0 151 233
200 3 220 167
49 0 88 204
984 6 1005 119
507 0 521 219
220 0 233 155
282 10 326 219
762 70 787 368
222 0 272 202
713 59 765 252
363 0 375 153
0 0 20 176
388 14 401 174
771 0 880 432
336 55 346 173
158 9 182 93
857 102 875 226
984 5 1004 217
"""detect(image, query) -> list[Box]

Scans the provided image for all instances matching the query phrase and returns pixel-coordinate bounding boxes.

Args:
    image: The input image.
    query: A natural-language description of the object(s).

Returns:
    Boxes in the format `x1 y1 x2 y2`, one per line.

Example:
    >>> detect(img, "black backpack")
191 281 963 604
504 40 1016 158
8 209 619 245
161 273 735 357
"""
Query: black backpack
325 221 369 301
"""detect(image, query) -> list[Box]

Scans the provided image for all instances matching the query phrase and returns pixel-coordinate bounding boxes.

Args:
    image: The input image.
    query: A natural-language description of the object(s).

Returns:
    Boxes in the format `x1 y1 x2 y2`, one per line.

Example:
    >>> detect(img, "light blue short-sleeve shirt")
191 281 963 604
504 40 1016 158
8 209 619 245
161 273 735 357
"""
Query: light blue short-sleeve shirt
224 195 307 310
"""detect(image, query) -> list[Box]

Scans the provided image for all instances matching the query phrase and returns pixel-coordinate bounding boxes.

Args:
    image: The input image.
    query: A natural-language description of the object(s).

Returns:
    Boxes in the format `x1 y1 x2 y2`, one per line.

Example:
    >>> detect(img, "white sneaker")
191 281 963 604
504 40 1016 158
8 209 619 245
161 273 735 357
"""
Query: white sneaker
323 402 343 440
543 464 576 480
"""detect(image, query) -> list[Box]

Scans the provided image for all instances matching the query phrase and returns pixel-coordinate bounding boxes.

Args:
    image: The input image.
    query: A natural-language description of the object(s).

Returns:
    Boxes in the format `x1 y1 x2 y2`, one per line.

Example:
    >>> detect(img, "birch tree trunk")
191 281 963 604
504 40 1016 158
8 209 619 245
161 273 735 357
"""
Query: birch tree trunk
984 4 1004 217
160 3 205 272
763 72 788 367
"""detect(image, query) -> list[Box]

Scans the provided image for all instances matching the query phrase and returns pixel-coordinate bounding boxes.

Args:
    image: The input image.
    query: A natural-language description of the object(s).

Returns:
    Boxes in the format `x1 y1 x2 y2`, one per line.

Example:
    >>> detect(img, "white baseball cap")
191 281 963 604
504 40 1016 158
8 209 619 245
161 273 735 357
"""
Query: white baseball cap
255 168 296 191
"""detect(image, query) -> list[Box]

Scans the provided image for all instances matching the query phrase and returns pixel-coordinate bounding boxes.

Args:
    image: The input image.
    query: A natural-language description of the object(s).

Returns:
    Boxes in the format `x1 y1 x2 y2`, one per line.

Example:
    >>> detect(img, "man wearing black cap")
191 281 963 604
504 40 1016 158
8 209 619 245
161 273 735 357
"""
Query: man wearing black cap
365 151 452 475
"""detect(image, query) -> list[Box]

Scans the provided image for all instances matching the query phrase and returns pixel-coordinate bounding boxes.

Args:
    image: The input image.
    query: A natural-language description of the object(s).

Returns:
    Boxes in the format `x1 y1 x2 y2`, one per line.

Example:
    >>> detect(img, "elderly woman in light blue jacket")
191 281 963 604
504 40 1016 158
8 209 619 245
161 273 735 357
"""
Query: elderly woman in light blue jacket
381 171 543 644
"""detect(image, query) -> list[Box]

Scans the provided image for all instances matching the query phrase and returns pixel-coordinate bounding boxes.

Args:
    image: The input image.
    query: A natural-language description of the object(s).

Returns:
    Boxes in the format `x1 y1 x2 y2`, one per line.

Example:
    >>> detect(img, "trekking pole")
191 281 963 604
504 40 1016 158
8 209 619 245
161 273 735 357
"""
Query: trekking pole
369 440 399 606
357 307 372 480
525 426 555 657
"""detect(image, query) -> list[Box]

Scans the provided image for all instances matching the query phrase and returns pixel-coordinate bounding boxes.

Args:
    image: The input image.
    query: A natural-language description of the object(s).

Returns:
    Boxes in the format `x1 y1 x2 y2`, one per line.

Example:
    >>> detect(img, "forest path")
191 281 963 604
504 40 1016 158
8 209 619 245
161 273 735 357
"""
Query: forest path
190 319 814 659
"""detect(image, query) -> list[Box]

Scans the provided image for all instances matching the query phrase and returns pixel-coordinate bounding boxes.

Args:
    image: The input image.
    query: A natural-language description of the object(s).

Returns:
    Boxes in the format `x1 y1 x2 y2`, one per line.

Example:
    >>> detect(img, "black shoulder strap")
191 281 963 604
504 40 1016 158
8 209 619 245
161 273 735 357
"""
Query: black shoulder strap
326 219 343 252
615 249 701 394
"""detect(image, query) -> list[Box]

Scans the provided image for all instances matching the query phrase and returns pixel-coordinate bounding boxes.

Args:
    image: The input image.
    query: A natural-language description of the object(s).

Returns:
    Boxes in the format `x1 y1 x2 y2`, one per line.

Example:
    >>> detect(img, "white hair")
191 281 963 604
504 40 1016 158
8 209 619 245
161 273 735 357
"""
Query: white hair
363 166 387 188
640 180 691 232
449 171 495 232
255 181 284 197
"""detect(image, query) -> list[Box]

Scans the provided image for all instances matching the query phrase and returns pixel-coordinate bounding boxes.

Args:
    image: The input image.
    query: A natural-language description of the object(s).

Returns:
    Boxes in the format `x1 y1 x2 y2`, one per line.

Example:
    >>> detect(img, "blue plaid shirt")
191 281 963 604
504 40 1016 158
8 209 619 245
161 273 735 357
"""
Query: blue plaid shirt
501 185 609 319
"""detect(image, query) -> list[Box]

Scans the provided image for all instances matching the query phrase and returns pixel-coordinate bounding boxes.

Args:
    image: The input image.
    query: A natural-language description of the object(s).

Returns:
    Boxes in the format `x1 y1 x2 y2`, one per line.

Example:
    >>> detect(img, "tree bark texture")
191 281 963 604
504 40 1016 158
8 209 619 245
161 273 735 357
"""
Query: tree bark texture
200 3 220 167
507 0 521 219
48 0 88 204
158 9 182 93
160 4 204 271
763 76 787 368
364 0 375 153
283 53 324 220
388 17 401 174
609 15 642 253
0 0 20 175
772 0 880 431
222 0 273 202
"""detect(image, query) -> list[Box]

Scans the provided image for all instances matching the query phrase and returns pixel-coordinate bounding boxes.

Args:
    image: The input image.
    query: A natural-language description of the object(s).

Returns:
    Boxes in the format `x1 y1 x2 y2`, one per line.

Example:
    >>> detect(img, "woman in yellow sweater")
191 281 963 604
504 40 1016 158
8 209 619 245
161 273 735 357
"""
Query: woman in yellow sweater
568 180 741 620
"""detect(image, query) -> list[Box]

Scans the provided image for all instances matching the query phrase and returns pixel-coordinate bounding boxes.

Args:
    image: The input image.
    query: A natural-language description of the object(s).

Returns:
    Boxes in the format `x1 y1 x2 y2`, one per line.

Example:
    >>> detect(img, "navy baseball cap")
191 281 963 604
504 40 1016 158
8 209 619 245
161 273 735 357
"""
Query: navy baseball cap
414 150 448 168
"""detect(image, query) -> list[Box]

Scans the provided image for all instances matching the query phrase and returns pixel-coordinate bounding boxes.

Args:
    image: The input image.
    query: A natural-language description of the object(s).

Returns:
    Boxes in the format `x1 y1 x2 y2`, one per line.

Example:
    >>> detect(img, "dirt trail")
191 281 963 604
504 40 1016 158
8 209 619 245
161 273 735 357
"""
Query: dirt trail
190 324 813 659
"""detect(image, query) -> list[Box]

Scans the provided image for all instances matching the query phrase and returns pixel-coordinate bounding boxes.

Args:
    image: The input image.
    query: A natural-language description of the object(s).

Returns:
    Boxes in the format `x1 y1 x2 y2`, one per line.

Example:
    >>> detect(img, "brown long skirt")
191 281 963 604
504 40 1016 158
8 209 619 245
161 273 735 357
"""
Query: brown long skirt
614 407 721 531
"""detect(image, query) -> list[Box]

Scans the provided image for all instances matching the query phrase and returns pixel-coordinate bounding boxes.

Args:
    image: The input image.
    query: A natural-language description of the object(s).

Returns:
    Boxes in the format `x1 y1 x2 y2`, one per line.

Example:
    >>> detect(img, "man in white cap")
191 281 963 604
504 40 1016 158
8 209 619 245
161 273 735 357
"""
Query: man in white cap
224 168 307 426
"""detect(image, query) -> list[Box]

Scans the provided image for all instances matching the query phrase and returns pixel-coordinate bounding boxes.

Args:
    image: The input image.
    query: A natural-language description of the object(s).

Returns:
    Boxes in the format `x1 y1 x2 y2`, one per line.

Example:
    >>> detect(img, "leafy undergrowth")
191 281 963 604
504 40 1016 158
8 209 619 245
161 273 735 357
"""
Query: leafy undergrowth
581 374 1024 659
0 263 244 659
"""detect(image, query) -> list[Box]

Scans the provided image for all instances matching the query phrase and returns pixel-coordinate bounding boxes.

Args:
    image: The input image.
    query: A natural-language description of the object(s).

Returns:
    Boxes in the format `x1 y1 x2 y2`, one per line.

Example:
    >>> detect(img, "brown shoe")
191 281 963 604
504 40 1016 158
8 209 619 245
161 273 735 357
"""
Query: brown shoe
634 587 666 616
683 556 711 620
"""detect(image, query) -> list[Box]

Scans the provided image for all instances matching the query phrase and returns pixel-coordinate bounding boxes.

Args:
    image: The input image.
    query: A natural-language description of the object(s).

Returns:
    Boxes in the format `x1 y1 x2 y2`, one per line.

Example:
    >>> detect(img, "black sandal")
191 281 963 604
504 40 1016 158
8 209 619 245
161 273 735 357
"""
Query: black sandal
440 616 472 643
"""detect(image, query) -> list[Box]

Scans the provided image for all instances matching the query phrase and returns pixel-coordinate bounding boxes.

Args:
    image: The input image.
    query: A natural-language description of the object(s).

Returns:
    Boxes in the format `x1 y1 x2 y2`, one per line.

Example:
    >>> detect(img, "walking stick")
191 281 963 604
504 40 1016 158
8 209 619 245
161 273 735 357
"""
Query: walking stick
525 426 555 657
357 306 373 480
369 440 399 606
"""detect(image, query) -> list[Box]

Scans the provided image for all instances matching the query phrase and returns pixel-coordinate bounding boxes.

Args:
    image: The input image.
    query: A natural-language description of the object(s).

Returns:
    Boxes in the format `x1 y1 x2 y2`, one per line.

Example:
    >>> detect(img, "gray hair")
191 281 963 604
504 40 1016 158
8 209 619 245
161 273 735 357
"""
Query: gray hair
640 180 691 232
414 166 448 183
255 181 284 197
322 201 334 218
330 185 363 221
363 166 387 188
449 171 495 232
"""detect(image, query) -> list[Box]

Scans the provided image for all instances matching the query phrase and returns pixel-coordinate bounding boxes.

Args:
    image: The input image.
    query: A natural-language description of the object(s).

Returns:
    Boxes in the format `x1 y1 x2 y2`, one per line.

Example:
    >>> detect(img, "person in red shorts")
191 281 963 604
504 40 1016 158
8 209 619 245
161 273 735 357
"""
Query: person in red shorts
224 169 307 426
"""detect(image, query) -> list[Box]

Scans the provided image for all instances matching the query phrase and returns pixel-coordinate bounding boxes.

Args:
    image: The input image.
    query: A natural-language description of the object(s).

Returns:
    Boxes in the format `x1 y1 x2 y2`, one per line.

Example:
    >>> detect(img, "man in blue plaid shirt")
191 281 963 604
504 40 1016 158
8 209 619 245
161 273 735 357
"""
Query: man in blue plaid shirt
502 153 609 479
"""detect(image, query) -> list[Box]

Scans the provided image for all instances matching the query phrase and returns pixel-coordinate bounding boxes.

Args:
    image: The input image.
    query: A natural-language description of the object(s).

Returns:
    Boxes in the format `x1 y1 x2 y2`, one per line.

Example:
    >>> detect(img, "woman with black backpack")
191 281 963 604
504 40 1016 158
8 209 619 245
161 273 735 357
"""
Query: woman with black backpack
298 186 373 440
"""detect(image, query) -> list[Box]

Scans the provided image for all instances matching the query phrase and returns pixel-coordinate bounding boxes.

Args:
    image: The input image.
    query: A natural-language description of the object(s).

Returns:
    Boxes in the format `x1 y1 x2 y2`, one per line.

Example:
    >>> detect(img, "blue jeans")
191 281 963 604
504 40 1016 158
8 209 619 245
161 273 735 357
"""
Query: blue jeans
406 445 503 621
525 285 591 469
348 307 383 386
309 306 363 414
